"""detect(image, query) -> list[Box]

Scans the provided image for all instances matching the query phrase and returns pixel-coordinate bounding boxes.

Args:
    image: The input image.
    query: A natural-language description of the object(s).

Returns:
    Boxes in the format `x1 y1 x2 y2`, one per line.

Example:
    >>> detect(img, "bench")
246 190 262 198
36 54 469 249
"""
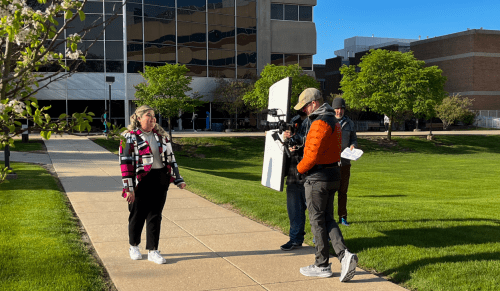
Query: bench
426 122 443 130
367 122 385 131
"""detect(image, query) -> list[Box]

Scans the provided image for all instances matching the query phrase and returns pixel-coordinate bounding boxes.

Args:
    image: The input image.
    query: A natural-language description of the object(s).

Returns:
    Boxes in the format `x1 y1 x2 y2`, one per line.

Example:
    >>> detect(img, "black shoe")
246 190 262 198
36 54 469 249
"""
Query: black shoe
280 241 302 251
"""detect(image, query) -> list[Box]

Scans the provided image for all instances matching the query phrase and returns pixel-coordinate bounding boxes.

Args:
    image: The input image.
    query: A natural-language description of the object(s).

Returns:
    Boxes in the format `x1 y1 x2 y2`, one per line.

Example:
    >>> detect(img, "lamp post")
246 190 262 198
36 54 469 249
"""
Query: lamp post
105 76 115 126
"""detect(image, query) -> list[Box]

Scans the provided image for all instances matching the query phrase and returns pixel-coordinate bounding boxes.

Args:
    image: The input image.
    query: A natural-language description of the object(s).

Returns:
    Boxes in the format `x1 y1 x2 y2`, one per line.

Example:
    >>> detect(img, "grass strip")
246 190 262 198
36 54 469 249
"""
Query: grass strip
92 135 500 291
1 139 43 152
0 162 109 291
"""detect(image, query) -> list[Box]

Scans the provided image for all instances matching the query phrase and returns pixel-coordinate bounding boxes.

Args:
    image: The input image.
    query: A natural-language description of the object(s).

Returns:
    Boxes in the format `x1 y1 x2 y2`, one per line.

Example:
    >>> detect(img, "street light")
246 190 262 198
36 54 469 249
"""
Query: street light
105 76 115 126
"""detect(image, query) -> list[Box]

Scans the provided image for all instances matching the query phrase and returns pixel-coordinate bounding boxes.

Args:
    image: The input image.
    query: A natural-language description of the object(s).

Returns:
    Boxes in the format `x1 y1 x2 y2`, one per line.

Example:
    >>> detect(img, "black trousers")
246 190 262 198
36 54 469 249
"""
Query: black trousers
337 164 351 219
128 168 169 250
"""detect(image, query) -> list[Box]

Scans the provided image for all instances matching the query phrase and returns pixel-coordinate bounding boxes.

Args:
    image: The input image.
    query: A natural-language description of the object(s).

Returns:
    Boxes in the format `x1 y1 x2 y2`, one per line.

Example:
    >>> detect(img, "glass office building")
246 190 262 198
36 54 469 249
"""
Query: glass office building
36 0 317 128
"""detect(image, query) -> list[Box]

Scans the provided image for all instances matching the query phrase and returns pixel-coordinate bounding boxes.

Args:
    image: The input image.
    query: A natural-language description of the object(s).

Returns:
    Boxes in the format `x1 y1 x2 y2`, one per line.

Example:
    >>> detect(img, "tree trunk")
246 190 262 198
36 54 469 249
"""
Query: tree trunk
387 118 392 141
235 107 238 130
168 117 172 140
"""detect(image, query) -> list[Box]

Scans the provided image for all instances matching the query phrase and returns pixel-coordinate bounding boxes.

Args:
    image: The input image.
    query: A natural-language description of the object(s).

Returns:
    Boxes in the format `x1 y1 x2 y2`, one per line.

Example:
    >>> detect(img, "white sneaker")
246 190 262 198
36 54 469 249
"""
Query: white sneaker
148 250 167 264
300 264 333 277
129 245 142 260
340 250 358 282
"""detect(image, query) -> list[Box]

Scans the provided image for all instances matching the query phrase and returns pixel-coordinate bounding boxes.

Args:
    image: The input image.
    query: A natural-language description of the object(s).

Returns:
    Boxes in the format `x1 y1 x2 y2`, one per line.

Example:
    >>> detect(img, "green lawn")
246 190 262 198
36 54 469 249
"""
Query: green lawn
0 163 110 291
92 135 500 291
1 139 44 152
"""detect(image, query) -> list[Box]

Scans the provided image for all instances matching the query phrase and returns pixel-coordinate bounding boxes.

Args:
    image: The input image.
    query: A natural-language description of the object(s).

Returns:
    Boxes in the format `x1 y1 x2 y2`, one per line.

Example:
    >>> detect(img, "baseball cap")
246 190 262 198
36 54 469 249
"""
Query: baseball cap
294 88 322 110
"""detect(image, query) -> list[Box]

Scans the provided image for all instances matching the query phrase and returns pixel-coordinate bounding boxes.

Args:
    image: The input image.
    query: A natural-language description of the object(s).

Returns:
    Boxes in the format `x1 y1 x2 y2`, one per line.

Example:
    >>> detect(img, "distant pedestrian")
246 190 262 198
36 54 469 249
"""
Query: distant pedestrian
102 110 108 134
119 105 186 264
294 88 358 282
384 115 390 132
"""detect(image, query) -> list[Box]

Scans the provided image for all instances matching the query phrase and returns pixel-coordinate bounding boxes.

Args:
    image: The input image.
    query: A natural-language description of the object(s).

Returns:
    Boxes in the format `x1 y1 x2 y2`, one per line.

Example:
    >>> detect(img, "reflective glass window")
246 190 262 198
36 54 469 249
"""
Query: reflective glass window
106 41 123 60
178 0 206 12
83 15 105 40
208 49 235 67
84 41 105 59
105 16 123 40
236 0 256 18
208 13 234 26
54 17 65 39
66 17 84 37
106 61 124 72
284 5 298 21
237 52 256 68
126 0 142 3
237 67 256 79
208 66 235 78
45 40 65 55
83 2 103 14
105 2 123 15
208 26 235 50
185 65 207 77
144 0 174 7
126 3 142 16
126 16 143 42
177 22 206 48
38 61 63 73
284 54 298 66
127 42 143 62
299 6 312 22
127 61 144 73
73 60 105 72
144 17 176 45
144 62 165 68
271 54 283 66
177 9 206 23
236 17 256 29
145 43 176 63
177 46 207 66
271 4 283 20
299 55 312 70
236 28 256 52
208 0 235 15
144 5 175 19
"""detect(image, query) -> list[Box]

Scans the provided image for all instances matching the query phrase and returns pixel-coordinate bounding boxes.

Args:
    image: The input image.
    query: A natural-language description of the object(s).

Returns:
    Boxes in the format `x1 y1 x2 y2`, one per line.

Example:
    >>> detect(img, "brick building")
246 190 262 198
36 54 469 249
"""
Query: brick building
411 29 500 110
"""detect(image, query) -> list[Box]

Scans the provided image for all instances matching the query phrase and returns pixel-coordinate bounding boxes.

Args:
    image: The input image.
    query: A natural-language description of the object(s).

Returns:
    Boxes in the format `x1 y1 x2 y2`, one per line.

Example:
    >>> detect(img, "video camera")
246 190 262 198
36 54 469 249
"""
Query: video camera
263 109 302 157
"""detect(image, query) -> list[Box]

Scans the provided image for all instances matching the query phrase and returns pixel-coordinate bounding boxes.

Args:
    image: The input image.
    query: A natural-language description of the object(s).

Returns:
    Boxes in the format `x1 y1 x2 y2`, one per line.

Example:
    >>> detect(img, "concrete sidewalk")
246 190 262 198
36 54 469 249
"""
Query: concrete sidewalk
10 135 407 291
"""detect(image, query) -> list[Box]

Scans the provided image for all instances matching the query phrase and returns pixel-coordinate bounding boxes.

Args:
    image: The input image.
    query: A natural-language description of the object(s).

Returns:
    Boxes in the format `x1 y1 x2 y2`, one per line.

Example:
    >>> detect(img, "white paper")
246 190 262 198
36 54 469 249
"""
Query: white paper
341 148 364 161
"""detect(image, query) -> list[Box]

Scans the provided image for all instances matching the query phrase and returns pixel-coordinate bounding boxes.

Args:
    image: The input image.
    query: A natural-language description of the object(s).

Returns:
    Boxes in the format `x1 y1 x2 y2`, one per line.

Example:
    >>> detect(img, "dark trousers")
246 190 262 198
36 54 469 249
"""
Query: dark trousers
337 164 351 219
305 180 347 267
128 169 169 250
286 183 307 244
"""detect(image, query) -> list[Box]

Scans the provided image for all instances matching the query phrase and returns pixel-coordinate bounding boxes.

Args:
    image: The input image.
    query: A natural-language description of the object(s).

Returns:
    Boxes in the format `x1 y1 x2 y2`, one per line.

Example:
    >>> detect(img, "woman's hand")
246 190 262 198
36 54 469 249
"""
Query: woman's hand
125 191 135 204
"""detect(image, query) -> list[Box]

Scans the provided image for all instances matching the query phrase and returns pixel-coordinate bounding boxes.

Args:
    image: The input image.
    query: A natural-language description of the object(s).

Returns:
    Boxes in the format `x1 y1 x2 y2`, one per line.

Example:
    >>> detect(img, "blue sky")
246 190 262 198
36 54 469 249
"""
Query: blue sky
313 0 500 64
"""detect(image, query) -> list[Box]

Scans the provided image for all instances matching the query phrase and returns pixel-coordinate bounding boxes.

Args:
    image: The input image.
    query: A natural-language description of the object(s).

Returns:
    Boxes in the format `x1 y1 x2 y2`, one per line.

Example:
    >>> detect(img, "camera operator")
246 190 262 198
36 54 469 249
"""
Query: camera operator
294 88 357 282
280 110 310 251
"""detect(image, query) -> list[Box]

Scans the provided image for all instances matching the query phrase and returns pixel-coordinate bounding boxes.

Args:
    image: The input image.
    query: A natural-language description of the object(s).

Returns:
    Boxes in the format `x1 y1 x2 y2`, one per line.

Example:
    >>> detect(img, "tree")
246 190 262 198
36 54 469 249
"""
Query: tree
340 49 447 140
435 94 475 129
212 77 253 130
134 64 205 138
242 64 320 110
0 0 112 183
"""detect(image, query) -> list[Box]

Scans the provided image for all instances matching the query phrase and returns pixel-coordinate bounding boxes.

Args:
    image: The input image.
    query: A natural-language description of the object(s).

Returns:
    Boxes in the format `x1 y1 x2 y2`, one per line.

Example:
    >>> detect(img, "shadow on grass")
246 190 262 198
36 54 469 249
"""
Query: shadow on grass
348 224 500 253
394 135 500 155
385 252 500 284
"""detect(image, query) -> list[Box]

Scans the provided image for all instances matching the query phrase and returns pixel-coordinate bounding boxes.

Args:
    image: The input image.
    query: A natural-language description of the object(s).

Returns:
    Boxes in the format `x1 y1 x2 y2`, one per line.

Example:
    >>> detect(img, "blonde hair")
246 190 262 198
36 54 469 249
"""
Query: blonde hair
125 104 168 136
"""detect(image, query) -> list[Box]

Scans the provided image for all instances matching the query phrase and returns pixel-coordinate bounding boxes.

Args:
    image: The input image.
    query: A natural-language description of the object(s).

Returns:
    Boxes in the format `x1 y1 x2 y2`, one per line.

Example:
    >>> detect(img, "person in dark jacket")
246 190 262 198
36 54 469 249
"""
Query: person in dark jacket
332 97 358 226
295 88 358 282
280 111 310 251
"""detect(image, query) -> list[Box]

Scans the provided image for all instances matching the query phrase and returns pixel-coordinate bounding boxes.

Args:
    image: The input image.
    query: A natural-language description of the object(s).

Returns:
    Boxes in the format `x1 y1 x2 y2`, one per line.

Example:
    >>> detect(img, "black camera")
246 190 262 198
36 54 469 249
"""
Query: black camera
263 109 303 157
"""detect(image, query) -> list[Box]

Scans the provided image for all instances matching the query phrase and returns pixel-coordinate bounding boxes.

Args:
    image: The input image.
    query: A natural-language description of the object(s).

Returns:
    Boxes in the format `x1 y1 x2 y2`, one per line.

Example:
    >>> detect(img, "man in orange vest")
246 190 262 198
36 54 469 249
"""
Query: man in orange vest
294 88 358 282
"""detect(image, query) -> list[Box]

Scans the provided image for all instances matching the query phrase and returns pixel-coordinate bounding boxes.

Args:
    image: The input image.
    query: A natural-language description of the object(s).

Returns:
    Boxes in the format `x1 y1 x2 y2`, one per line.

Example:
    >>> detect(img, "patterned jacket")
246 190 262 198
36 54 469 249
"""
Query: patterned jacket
119 128 184 196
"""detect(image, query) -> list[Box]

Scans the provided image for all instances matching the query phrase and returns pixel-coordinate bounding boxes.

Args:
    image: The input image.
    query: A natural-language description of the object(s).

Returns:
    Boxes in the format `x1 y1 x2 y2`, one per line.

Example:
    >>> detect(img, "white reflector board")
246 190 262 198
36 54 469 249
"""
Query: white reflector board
261 77 291 192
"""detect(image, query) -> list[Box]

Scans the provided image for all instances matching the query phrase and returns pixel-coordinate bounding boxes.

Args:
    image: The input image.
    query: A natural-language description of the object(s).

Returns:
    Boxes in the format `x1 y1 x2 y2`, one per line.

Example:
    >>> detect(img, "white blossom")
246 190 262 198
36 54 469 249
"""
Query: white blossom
65 48 82 60
0 104 6 114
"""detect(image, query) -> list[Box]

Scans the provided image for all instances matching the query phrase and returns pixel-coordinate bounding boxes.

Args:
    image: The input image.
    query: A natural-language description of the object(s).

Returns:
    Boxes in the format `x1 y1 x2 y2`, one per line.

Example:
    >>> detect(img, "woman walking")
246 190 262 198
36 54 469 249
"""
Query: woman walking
119 105 186 264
